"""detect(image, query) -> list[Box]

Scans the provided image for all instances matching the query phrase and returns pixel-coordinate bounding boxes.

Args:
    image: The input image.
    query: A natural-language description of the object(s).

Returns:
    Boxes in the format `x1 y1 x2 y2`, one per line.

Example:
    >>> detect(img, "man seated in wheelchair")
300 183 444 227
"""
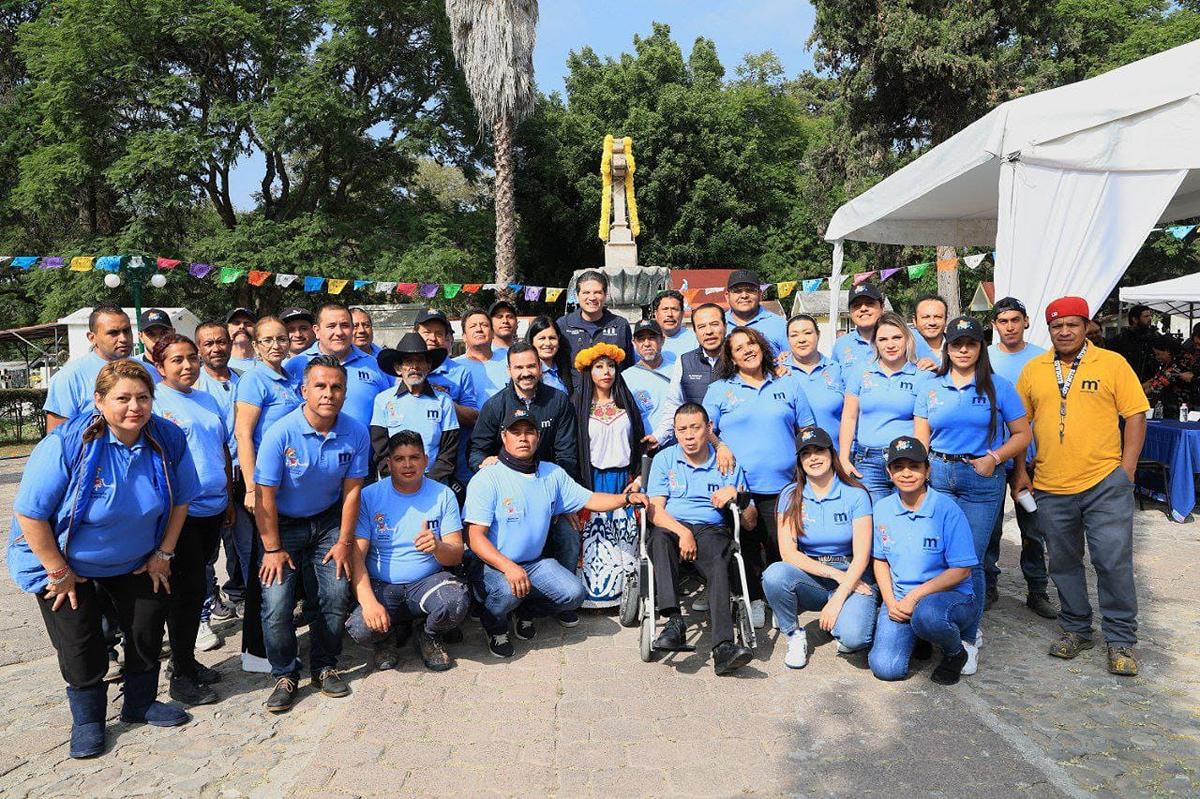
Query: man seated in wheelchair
646 402 755 675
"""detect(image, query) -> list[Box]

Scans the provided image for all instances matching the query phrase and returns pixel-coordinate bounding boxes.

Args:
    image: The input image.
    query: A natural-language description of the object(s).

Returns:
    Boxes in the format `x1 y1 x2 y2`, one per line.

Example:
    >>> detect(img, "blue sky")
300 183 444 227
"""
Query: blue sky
228 1 815 208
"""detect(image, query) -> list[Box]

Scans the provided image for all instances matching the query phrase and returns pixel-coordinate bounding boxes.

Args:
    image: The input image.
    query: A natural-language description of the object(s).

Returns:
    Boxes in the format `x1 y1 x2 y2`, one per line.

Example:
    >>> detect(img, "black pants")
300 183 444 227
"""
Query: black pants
37 572 171 689
649 523 734 646
167 512 224 677
241 509 267 659
744 493 781 601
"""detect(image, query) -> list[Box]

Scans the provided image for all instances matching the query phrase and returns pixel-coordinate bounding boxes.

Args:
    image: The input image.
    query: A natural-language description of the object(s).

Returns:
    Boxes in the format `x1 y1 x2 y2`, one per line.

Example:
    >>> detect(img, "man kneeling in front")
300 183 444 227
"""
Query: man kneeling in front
464 408 649 657
346 431 469 671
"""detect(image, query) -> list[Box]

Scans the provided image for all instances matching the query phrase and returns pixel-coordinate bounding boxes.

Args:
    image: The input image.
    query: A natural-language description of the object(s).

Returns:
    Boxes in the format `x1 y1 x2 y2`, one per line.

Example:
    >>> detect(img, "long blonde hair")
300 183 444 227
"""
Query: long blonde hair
871 311 918 365
86 360 155 442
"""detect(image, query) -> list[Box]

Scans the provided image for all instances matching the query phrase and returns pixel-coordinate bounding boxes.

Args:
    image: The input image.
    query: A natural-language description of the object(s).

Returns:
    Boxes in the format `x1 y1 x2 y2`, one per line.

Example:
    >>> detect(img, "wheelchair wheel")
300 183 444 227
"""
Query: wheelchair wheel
639 614 654 662
618 571 641 628
734 598 754 649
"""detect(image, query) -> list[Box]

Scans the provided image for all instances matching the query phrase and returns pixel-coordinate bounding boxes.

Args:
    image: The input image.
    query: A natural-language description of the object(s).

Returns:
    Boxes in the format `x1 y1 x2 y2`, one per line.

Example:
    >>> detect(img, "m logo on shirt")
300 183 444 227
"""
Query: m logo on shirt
923 536 939 551
427 518 441 533
357 370 372 382
1080 379 1100 392
540 419 552 429
971 396 989 406
772 392 786 401
707 482 721 493
338 451 352 465
900 381 914 391
427 409 440 420
833 512 848 524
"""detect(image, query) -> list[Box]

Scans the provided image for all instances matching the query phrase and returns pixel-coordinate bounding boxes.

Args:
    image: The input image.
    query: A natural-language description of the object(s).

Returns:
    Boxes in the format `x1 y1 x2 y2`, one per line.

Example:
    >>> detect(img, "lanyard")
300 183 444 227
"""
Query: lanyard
1052 342 1088 443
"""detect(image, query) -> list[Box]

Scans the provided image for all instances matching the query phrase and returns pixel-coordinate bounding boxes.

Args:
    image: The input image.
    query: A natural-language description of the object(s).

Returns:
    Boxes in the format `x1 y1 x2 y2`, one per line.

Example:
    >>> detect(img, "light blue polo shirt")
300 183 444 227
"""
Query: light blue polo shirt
659 327 698 360
871 488 976 599
780 354 845 436
234 364 303 449
194 367 240 462
647 443 746 525
913 332 944 365
139 356 163 385
779 477 871 557
462 462 592 563
725 306 789 356
623 353 676 436
14 429 200 578
154 384 229 517
355 477 462 584
370 383 459 469
703 372 816 493
363 342 383 357
846 362 932 449
228 355 259 372
988 342 1045 385
254 406 370 518
832 329 874 383
284 344 392 429
43 352 122 420
452 350 510 402
428 357 480 410
914 372 1026 454
541 364 568 394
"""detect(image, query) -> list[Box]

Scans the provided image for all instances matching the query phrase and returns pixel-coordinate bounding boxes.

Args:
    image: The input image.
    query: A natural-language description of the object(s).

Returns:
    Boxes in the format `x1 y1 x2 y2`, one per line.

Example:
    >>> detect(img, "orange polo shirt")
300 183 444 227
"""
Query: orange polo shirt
1016 346 1149 494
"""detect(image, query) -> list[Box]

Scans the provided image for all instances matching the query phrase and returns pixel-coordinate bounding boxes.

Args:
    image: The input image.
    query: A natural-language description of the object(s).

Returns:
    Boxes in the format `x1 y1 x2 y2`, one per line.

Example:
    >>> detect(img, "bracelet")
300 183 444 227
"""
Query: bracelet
47 565 69 580
47 569 71 587
264 547 282 554
988 450 1002 465
154 548 175 561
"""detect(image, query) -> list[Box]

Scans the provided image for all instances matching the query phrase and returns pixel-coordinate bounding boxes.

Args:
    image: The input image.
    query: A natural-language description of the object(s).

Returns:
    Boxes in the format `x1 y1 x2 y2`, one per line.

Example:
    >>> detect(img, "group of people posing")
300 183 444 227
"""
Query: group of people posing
8 268 1149 760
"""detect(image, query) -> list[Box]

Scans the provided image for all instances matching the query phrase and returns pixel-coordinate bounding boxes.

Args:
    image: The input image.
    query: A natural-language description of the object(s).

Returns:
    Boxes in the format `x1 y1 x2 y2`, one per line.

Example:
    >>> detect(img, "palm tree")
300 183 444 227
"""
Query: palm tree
444 0 538 290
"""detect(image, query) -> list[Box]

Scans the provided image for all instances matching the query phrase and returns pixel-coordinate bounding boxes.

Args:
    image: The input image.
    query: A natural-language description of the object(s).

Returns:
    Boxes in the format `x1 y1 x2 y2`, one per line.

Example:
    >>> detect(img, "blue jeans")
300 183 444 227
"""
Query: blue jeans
853 446 894 504
260 505 351 678
868 590 976 681
929 458 1005 640
544 515 582 573
468 557 586 635
762 560 878 650
345 572 469 643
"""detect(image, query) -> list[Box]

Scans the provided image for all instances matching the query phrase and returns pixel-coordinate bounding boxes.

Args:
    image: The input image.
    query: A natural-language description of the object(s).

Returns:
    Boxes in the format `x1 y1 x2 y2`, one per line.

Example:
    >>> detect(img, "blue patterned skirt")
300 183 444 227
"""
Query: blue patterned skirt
580 466 639 608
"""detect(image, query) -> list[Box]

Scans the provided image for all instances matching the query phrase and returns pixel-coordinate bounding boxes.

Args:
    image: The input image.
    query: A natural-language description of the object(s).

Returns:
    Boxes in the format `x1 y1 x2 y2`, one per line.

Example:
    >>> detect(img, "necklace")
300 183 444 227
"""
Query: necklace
1053 342 1088 443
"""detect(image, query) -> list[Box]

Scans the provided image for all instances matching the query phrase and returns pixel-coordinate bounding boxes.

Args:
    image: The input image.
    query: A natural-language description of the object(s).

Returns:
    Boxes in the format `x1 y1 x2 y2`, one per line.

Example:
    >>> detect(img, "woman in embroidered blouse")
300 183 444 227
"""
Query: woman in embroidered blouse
571 343 646 607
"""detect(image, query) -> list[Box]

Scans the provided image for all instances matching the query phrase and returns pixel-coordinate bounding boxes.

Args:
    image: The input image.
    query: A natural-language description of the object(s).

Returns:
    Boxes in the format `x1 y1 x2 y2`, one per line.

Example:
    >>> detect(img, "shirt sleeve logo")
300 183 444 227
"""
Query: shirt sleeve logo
284 447 306 469
876 524 890 549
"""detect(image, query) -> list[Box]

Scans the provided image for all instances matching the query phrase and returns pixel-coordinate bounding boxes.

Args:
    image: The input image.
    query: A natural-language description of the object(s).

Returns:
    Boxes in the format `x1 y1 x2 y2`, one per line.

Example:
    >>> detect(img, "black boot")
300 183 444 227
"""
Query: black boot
65 685 107 758
120 668 190 727
931 648 970 685
712 640 754 676
653 616 694 652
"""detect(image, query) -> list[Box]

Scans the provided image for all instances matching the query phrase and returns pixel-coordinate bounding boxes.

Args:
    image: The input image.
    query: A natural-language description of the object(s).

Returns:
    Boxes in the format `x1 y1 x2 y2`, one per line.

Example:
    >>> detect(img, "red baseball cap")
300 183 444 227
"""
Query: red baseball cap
1045 296 1090 323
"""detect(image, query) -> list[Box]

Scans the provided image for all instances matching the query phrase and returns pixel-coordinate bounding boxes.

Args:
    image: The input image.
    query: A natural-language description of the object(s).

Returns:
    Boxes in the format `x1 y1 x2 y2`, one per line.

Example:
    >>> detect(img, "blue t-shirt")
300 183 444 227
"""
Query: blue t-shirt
623 354 675 437
43 352 121 420
194 367 240 463
725 307 789 357
284 345 392 429
14 428 200 578
228 355 259 372
704 372 816 493
452 351 509 402
988 342 1045 385
914 372 1026 454
370 384 460 469
428 358 479 410
780 354 845 437
234 364 303 449
831 329 874 384
871 488 976 599
846 362 932 449
659 327 698 360
355 477 462 584
647 444 747 525
254 406 370 518
778 477 871 557
462 462 591 563
913 332 943 365
154 384 229 517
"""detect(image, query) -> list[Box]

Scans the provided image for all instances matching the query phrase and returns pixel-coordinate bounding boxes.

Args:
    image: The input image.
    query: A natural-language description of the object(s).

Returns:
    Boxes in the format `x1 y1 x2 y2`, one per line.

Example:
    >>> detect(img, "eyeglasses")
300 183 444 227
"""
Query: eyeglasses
256 336 289 346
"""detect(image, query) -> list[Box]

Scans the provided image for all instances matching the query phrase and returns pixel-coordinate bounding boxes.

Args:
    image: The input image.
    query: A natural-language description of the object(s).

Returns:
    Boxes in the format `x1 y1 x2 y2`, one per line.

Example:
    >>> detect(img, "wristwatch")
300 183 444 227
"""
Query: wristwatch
154 549 176 561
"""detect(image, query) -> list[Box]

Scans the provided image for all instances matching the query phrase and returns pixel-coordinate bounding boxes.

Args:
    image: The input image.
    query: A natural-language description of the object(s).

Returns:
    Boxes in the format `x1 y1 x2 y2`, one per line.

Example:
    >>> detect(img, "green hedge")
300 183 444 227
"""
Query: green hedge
0 388 48 442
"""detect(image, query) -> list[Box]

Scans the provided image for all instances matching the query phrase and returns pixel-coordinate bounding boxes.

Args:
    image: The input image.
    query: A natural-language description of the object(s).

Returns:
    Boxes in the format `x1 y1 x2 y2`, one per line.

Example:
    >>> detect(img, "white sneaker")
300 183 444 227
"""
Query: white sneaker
691 590 709 613
784 630 808 669
241 652 272 673
975 629 984 649
750 600 767 629
196 621 223 651
961 640 979 676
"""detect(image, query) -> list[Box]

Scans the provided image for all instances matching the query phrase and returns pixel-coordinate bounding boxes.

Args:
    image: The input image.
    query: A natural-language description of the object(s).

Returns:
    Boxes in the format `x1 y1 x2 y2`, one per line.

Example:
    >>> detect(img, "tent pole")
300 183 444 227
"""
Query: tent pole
829 240 844 352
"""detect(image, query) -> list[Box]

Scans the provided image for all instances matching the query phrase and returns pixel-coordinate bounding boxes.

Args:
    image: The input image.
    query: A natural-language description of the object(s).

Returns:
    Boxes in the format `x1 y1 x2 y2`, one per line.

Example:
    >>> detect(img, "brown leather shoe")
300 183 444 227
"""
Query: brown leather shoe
414 629 452 672
1048 631 1094 659
1107 645 1138 676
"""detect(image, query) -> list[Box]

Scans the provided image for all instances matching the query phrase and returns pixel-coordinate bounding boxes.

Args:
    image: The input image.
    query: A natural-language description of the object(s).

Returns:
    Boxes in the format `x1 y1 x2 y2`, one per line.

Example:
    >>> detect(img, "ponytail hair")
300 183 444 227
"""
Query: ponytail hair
784 433 866 545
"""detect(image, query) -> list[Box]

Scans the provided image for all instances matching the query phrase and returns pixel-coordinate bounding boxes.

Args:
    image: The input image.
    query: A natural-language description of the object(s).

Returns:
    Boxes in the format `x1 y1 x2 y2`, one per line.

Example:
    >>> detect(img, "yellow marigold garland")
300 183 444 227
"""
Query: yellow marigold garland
623 136 640 238
574 342 627 372
599 135 613 241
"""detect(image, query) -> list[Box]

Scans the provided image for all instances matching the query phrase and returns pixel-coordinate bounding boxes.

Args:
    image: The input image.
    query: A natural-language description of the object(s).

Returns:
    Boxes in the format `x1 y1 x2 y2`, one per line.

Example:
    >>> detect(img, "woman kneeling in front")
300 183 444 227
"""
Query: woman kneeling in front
762 426 876 669
867 436 978 685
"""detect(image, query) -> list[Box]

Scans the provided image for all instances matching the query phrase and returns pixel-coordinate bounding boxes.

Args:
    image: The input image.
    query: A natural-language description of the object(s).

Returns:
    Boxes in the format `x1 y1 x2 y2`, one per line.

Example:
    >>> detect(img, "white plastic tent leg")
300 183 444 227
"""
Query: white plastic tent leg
994 161 1186 348
822 240 843 357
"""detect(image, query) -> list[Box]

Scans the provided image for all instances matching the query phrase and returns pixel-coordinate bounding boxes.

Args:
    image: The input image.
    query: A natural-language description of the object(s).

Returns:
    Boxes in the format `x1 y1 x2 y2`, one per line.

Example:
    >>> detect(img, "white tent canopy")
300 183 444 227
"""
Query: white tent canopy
1118 273 1200 317
824 40 1200 347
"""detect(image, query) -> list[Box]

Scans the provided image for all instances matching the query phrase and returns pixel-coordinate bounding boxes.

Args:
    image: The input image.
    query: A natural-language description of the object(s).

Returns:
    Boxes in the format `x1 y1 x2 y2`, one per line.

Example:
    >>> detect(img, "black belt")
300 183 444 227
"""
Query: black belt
812 554 849 563
929 450 982 463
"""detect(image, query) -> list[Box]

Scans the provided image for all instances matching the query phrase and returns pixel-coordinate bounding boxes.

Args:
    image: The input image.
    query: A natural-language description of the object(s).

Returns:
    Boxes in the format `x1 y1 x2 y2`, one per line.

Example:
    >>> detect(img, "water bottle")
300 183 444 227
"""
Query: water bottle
1181 402 1190 422
1153 401 1163 419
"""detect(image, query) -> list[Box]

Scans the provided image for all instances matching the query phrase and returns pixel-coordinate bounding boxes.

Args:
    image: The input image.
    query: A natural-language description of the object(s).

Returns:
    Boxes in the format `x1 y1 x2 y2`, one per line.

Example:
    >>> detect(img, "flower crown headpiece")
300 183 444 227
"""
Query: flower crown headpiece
574 342 626 372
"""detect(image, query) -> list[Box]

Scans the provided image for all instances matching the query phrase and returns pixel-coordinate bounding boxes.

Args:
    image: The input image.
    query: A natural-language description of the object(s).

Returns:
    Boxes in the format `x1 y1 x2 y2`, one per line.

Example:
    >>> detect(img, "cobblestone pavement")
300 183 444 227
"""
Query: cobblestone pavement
0 454 1197 797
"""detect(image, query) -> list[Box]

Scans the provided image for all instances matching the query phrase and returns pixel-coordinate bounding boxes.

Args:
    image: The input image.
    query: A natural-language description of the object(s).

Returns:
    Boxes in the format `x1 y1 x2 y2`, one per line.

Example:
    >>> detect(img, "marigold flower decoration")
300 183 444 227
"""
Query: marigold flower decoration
574 342 626 372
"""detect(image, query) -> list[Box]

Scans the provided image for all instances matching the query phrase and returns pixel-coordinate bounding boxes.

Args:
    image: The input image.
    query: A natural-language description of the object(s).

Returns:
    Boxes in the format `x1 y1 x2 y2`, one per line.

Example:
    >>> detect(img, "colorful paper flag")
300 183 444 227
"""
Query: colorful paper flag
777 281 797 298
190 262 215 279
546 288 564 302
962 253 988 270
1167 224 1196 240
879 268 901 282
247 271 271 286
275 273 299 288
374 281 397 293
95 255 123 272
524 286 543 301
353 280 371 291
127 256 146 270
303 276 325 293
70 256 95 272
40 256 63 269
907 262 930 279
419 284 439 298
13 256 39 269
328 279 349 295
507 283 523 293
482 284 498 291
443 283 462 299
936 257 958 273
218 267 244 284
0 257 11 268
704 287 723 296
801 278 823 293
157 257 181 270
852 271 876 286
396 283 418 296
462 284 482 294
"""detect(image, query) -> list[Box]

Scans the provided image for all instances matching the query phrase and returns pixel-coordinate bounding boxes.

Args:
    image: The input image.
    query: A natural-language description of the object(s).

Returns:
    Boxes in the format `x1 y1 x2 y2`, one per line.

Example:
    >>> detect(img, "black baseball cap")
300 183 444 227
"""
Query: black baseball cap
945 316 985 343
795 426 834 453
726 269 760 290
280 307 314 325
138 308 172 332
489 299 517 317
224 306 257 324
633 319 663 338
414 308 450 330
849 283 884 304
500 407 539 432
992 297 1028 318
886 436 928 466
